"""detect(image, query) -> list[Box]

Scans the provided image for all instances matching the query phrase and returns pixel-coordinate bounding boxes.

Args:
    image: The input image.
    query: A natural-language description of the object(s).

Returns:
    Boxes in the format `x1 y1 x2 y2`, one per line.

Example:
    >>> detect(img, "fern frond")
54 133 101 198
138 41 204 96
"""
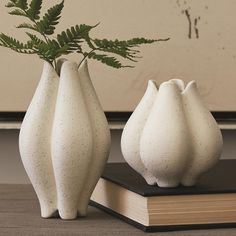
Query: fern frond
0 33 34 54
77 23 99 49
126 37 158 46
93 38 157 49
0 33 25 48
48 39 70 58
93 39 140 61
27 0 42 20
26 33 51 59
56 24 97 53
5 2 16 8
36 0 64 35
87 52 132 69
26 33 69 63
27 34 54 63
26 32 44 45
15 0 28 10
1 0 165 70
9 9 27 17
17 23 37 31
100 47 139 62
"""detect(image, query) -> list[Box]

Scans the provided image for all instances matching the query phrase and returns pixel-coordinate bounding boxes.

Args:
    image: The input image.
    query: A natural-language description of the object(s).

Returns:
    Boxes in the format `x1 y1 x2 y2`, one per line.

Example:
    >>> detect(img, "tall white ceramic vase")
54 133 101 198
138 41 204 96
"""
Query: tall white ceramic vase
121 80 157 184
140 81 192 187
51 61 93 220
77 61 111 216
181 81 223 186
19 62 59 218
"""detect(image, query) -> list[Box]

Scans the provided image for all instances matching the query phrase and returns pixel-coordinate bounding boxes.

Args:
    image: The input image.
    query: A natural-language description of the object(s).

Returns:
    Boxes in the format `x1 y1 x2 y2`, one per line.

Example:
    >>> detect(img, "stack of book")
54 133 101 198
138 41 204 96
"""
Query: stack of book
90 160 236 232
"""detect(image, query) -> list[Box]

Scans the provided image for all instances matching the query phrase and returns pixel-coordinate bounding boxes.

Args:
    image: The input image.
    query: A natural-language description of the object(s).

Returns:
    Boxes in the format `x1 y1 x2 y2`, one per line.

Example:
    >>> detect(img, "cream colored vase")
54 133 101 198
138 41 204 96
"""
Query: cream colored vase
19 60 110 219
19 62 59 218
121 79 223 188
121 80 157 185
180 80 223 186
77 61 111 217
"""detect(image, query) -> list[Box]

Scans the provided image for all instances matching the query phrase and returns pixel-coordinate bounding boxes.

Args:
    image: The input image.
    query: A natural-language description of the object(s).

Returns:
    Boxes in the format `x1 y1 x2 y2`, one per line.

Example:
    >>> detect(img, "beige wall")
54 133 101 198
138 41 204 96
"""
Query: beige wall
0 0 236 111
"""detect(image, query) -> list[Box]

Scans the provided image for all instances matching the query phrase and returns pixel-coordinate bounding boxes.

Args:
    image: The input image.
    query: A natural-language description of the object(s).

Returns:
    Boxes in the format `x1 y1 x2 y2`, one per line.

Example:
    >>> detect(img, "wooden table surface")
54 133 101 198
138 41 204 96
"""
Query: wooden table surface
0 184 236 236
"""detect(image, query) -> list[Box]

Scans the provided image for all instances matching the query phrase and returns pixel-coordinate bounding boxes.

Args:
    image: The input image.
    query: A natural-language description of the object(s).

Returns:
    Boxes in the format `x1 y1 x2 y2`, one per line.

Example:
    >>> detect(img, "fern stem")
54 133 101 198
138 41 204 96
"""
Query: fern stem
78 48 100 68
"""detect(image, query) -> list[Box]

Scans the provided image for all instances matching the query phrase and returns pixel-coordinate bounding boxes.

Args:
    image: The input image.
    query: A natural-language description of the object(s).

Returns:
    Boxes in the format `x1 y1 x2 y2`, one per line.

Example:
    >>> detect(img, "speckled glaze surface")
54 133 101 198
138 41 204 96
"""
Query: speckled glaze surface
121 80 157 185
19 62 59 218
122 79 223 188
19 60 111 220
51 61 93 220
140 81 191 187
180 80 223 186
77 61 111 216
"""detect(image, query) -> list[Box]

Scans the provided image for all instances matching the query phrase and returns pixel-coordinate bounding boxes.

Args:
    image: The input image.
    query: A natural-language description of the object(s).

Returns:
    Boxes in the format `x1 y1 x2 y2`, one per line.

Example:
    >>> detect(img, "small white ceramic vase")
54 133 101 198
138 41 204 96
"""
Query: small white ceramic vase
140 80 192 187
20 60 111 219
122 79 223 188
121 80 157 184
19 62 58 218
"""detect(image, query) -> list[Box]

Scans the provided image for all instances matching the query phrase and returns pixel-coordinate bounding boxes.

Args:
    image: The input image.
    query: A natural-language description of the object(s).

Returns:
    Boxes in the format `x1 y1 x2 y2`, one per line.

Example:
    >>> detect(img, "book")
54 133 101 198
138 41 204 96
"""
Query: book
90 160 236 232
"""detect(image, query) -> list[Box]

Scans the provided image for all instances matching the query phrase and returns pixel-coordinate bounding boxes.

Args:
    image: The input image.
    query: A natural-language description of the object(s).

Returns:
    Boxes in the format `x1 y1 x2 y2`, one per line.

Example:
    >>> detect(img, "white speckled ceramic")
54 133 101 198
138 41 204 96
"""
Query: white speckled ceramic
122 79 223 188
121 80 157 184
19 62 58 218
19 60 111 220
140 80 191 187
180 80 223 186
77 61 111 216
51 61 93 220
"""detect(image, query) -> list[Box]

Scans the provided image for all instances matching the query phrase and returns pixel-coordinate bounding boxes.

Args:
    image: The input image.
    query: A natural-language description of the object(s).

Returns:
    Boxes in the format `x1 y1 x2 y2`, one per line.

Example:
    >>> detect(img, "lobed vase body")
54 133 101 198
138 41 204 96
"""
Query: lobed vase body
19 60 110 219
122 79 223 187
77 61 111 216
180 81 223 186
140 81 191 187
51 61 93 219
121 80 157 184
19 62 58 218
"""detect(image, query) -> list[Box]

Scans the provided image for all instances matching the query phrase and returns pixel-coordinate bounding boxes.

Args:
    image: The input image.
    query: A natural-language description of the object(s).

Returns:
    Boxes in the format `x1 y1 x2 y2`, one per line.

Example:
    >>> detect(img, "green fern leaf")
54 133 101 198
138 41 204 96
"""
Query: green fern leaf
36 0 64 35
126 37 158 46
27 0 42 20
101 47 138 62
93 39 140 61
0 33 34 54
17 23 37 31
9 9 27 16
93 38 157 49
1 0 163 69
26 32 45 47
50 40 70 57
0 33 24 48
87 52 132 69
76 23 99 49
5 2 16 8
15 0 28 10
26 33 54 63
26 33 69 62
56 24 97 52
6 0 17 7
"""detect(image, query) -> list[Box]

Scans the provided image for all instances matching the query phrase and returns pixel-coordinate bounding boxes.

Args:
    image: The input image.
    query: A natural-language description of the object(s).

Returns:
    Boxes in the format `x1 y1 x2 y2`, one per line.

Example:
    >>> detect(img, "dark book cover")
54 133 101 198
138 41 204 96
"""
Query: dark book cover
90 160 236 232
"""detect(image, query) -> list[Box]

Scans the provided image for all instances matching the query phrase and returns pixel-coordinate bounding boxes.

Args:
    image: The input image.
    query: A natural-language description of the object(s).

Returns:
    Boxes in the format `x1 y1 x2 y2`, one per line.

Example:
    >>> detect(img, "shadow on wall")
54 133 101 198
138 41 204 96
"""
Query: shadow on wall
0 129 234 184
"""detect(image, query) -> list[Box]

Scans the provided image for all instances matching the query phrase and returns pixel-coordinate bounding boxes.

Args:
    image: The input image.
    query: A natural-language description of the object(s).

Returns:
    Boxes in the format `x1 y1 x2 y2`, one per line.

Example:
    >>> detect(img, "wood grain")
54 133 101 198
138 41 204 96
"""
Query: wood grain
0 184 236 236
